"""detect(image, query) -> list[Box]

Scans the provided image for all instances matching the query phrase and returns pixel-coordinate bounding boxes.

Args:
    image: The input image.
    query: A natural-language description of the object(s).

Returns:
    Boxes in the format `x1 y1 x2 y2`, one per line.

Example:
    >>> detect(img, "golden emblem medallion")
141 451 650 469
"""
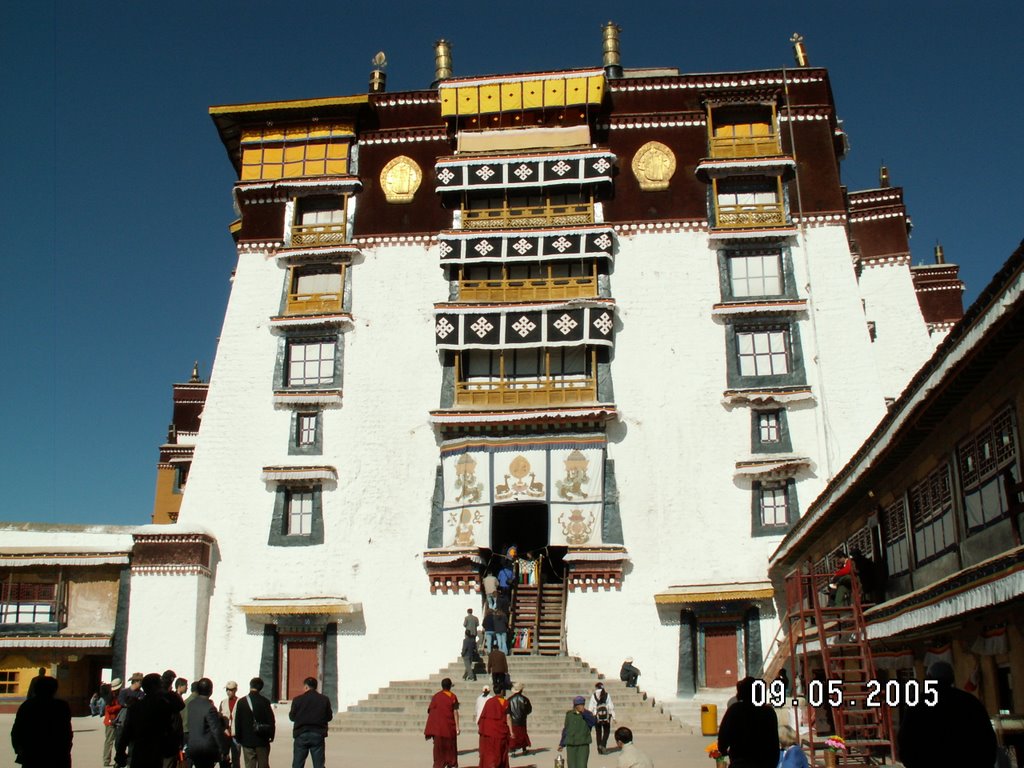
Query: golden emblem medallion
631 141 676 191
380 156 422 203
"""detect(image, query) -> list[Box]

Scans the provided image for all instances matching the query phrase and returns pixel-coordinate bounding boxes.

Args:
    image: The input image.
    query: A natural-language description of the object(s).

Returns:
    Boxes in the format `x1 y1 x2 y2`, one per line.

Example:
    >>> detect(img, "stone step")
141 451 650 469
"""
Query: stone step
333 656 689 734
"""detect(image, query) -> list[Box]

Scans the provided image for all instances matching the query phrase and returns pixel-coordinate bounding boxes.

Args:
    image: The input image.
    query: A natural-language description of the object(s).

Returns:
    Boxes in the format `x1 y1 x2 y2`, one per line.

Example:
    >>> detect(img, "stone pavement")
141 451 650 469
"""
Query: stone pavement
0 713 720 767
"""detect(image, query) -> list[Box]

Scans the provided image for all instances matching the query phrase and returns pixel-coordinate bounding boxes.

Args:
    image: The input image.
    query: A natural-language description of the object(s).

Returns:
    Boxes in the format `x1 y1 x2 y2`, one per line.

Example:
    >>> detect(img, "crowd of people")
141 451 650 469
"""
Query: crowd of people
10 667 336 768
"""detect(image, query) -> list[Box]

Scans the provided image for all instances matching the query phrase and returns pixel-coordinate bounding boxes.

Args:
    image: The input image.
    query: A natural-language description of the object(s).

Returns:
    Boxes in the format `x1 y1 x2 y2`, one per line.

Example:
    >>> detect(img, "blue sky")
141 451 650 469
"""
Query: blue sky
2 1 1022 526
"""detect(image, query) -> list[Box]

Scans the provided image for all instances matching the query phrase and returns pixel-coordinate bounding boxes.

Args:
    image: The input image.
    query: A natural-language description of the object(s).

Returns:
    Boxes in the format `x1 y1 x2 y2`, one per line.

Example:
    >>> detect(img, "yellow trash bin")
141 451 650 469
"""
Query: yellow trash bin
700 703 718 736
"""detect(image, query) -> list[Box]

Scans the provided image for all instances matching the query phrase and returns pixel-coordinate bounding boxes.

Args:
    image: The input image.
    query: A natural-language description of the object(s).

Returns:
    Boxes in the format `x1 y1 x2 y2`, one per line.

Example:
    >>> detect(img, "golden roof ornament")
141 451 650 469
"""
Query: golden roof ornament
190 361 201 382
879 165 890 188
434 39 453 84
602 21 622 78
369 51 387 93
790 33 809 67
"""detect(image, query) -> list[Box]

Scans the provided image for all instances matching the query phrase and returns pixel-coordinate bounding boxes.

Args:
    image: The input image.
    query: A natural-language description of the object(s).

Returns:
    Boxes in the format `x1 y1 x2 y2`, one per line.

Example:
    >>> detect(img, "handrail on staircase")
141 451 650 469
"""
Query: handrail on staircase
559 569 569 656
532 554 543 655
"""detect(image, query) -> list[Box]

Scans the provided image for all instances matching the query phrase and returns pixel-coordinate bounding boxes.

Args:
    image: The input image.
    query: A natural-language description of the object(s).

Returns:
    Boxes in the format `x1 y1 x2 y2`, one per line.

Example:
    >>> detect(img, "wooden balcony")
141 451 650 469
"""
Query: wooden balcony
462 202 593 230
454 377 597 407
285 292 343 315
709 133 783 159
458 275 597 302
290 222 347 247
715 202 787 229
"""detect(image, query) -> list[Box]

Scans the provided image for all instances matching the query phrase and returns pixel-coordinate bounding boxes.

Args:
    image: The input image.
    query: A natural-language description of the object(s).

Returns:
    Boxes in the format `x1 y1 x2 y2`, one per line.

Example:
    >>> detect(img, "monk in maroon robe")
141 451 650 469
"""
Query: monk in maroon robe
477 684 511 768
424 677 461 768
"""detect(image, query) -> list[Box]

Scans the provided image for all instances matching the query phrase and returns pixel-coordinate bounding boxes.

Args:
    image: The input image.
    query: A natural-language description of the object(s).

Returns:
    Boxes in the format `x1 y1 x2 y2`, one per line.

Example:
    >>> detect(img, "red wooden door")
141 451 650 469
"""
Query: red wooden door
285 641 319 700
705 627 738 688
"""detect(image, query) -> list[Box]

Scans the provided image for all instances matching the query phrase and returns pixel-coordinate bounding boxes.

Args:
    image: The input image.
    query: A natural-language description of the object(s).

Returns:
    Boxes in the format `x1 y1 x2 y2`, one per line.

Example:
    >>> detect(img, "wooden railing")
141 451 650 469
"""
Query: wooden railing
458 276 597 302
715 202 787 229
462 202 593 230
285 292 343 315
709 133 783 158
454 377 597 407
290 222 347 246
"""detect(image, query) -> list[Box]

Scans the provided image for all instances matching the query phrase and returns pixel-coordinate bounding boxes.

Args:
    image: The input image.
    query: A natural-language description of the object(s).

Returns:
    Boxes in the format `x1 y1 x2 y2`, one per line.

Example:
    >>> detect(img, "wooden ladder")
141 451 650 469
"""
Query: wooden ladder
783 565 896 766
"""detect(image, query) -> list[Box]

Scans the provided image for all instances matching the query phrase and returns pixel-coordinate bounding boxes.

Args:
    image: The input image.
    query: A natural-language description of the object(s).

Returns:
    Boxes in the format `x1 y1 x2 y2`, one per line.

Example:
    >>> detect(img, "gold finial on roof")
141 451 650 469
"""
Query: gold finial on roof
602 21 622 78
190 361 201 382
434 39 453 84
790 33 809 67
934 243 945 264
879 165 890 187
369 51 388 93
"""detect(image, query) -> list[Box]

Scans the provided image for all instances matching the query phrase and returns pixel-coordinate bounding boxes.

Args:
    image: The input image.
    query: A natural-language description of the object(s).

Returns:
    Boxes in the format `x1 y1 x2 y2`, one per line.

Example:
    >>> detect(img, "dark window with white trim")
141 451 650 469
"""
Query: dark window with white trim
751 409 792 453
759 412 780 442
909 464 956 564
884 498 911 576
751 478 798 536
298 414 318 446
957 407 1019 533
287 489 315 535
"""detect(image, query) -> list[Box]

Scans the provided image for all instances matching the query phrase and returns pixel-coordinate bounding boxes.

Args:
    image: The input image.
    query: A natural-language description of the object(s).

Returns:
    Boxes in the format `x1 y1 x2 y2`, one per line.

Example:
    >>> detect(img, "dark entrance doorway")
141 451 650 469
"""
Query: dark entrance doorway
491 502 548 559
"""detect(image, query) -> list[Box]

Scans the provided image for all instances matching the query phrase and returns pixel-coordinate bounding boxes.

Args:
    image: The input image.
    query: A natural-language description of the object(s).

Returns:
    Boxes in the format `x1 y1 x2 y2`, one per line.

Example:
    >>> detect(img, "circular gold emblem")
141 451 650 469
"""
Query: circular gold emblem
380 155 422 203
631 141 676 191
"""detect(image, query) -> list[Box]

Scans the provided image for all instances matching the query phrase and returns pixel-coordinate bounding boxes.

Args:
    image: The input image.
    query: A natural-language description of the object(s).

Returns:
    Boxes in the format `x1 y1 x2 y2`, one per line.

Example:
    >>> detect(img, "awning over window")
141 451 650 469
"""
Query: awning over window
654 581 775 605
435 301 615 350
260 466 337 483
435 150 616 192
439 70 605 117
439 226 614 265
0 634 112 649
0 550 130 567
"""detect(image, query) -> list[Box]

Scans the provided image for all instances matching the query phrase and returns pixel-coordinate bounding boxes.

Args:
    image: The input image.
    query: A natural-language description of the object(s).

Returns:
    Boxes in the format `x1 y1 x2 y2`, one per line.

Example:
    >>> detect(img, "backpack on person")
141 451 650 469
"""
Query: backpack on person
595 691 610 723
245 695 275 741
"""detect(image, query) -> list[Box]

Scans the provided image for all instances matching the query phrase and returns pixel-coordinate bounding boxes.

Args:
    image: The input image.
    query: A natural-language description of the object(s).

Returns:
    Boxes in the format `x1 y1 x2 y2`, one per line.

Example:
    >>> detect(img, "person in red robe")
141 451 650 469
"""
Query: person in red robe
477 683 511 768
424 677 461 768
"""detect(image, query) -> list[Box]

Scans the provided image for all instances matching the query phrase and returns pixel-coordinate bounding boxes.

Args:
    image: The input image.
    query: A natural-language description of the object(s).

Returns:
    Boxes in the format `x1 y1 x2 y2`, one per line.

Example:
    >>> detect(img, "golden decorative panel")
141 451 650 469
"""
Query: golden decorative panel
631 141 676 191
439 71 605 117
239 122 353 181
380 155 423 203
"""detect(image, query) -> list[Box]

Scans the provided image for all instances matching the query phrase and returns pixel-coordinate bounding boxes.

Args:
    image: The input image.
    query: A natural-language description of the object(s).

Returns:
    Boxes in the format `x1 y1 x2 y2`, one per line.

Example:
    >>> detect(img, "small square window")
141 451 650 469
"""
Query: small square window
736 329 789 376
760 482 789 527
287 339 336 387
729 253 783 298
297 414 318 446
758 412 780 443
287 490 314 535
0 671 18 694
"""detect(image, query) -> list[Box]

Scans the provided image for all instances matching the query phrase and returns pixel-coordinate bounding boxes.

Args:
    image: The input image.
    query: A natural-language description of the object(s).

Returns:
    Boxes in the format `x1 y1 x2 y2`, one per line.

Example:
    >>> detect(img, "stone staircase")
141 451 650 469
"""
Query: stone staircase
332 655 692 734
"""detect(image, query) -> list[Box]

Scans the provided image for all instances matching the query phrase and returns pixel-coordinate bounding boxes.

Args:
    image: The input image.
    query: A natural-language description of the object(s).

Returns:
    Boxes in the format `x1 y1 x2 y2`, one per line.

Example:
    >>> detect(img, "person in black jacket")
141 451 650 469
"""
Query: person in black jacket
289 676 333 768
115 673 180 768
187 678 231 768
10 676 72 768
234 677 276 768
898 661 997 768
507 682 533 757
717 677 779 768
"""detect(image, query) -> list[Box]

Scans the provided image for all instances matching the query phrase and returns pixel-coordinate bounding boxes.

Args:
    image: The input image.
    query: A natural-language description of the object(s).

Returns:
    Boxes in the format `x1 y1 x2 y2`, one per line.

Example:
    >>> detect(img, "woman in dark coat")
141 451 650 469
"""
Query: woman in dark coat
10 676 72 768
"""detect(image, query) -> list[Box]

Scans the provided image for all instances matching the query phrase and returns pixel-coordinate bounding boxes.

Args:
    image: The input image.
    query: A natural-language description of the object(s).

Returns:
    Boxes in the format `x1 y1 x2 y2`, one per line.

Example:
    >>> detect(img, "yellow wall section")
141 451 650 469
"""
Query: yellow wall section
152 466 181 524
440 73 605 116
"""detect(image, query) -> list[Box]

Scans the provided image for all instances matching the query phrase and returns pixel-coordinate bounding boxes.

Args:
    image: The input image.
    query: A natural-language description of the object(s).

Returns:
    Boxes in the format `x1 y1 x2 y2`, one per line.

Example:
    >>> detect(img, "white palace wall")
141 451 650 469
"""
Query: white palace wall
134 222 915 706
857 261 936 400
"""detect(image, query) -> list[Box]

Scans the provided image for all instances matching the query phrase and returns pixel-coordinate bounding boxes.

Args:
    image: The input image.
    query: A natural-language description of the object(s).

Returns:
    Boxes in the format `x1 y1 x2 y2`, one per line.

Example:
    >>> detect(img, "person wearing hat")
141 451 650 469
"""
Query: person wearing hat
477 682 510 768
219 680 241 768
118 673 145 707
587 682 615 754
102 678 123 767
507 681 533 757
558 695 597 768
619 657 640 688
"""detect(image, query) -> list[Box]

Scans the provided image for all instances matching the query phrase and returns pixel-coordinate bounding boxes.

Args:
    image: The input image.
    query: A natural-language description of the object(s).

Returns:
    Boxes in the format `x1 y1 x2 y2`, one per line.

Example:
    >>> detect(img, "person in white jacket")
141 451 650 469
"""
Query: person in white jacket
587 682 615 754
474 685 493 723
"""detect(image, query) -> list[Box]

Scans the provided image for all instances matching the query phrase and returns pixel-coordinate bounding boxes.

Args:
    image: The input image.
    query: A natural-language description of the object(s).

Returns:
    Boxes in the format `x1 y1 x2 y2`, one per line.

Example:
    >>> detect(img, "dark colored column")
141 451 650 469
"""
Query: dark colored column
323 623 339 711
259 625 277 700
677 609 697 697
745 606 763 676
